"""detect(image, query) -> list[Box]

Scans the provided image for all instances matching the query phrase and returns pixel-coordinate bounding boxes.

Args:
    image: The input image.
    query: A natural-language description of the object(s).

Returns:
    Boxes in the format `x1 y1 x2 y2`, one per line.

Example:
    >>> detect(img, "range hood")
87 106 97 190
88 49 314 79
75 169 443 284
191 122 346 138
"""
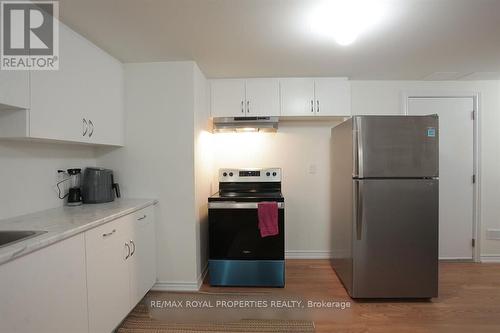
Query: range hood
212 117 279 133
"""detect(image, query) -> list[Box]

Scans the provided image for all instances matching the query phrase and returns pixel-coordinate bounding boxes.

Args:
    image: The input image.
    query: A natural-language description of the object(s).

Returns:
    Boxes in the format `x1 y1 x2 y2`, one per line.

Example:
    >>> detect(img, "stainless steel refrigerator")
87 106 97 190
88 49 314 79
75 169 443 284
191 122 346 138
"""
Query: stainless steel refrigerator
331 115 439 298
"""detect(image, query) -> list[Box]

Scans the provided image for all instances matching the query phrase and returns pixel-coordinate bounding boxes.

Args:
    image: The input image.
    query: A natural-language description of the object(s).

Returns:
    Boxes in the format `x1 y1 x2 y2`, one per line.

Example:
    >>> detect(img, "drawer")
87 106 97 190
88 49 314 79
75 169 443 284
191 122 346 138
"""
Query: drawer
133 205 155 225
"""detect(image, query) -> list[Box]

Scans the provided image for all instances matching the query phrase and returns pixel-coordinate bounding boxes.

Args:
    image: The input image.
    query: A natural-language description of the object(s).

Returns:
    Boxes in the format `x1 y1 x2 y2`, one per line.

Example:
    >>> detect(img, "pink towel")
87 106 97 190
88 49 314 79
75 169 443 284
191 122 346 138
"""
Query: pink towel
258 202 279 237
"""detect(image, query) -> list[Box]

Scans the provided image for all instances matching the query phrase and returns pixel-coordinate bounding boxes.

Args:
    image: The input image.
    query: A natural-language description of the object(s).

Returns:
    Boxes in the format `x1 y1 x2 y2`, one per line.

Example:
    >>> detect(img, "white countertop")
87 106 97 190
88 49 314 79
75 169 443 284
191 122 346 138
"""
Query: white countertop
0 198 158 265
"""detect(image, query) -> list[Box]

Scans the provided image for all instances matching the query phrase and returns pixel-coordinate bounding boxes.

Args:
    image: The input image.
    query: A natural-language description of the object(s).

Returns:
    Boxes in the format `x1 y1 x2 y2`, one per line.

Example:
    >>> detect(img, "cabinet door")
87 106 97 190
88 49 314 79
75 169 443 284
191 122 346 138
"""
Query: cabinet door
129 206 156 306
280 78 315 116
211 79 246 117
86 217 132 333
314 78 351 116
85 45 124 146
0 234 88 333
30 22 124 145
245 79 280 116
0 70 30 110
30 23 87 142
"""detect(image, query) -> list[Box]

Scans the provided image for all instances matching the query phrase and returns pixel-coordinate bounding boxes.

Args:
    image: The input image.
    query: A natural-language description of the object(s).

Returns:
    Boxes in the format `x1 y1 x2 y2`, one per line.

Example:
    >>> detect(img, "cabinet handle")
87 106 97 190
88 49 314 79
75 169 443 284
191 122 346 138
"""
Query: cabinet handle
316 100 320 113
82 118 88 136
246 100 250 113
102 229 116 238
311 100 314 113
125 242 130 260
241 100 244 113
88 120 94 138
130 240 136 256
137 214 147 221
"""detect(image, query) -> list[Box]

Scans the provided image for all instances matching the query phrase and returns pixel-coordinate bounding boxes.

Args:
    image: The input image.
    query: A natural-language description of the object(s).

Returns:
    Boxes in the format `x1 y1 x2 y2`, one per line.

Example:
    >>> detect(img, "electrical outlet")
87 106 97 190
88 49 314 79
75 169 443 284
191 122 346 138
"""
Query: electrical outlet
486 229 500 240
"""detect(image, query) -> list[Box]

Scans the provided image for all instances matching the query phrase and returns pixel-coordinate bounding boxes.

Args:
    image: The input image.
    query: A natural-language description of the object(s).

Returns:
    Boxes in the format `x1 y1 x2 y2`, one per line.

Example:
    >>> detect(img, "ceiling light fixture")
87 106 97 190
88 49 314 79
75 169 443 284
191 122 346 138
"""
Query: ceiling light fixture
308 0 389 46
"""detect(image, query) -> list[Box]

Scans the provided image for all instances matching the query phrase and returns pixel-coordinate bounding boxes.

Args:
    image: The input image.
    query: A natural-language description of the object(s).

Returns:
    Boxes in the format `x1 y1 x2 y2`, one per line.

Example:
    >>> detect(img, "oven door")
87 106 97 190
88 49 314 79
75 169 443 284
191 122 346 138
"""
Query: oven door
208 202 284 260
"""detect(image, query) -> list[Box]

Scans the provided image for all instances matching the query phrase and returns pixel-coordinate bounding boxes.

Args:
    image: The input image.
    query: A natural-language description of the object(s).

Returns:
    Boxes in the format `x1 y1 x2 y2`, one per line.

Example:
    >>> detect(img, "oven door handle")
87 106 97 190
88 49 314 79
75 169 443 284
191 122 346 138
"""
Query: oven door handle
208 202 285 209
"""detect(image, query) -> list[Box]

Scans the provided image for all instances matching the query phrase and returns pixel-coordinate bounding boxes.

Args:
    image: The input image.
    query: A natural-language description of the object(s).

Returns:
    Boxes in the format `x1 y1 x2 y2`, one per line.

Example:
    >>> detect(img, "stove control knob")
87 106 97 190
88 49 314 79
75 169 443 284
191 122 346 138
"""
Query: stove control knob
223 172 228 177
266 172 271 176
272 172 277 176
229 172 234 177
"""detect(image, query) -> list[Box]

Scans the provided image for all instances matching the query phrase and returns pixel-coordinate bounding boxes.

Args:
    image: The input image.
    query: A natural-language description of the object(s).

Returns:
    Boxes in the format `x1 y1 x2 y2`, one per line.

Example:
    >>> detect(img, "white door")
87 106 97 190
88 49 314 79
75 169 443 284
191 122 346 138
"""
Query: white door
408 97 475 260
129 206 156 305
245 79 280 116
30 23 86 142
0 70 30 109
280 78 315 116
85 40 124 146
0 235 88 333
314 78 351 116
86 217 131 333
211 79 246 117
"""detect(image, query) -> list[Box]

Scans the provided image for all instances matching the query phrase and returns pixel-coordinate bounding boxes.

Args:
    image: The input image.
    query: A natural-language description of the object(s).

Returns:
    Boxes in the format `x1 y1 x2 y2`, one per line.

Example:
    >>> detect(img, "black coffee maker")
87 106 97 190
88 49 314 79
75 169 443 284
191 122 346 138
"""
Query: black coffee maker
67 168 83 206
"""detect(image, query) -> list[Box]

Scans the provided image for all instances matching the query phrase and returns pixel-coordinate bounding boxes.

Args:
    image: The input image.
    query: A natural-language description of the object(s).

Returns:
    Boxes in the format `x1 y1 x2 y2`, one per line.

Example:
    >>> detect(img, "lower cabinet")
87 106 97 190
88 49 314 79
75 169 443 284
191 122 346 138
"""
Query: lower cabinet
129 207 157 304
86 205 156 333
0 234 88 333
0 205 156 333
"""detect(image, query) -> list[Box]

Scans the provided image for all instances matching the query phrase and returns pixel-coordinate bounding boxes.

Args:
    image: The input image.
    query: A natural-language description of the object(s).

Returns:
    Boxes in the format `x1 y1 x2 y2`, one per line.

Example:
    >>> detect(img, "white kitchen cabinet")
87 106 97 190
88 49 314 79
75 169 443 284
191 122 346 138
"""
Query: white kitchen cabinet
280 78 351 116
280 78 315 116
30 22 124 146
86 217 132 333
245 79 280 116
129 206 156 305
86 206 156 333
0 234 88 333
211 79 280 117
313 78 351 116
0 22 124 146
0 70 30 110
30 23 88 143
211 79 246 117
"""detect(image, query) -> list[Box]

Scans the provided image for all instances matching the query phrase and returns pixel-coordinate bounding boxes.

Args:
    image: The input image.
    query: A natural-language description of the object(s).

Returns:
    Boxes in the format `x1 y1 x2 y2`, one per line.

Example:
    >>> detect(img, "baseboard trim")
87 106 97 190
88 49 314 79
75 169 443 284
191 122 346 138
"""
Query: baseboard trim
152 281 200 291
480 255 500 263
152 263 209 292
197 263 209 289
285 250 333 259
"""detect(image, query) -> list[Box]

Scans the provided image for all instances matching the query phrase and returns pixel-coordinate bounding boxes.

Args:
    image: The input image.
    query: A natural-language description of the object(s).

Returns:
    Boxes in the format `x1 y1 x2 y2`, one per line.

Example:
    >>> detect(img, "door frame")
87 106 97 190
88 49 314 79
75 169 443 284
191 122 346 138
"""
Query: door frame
402 91 481 262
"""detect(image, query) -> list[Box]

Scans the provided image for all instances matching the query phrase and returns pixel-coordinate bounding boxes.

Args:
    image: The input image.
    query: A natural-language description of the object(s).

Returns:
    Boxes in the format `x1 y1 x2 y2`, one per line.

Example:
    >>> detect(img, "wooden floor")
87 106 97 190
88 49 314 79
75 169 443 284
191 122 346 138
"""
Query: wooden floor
200 259 500 333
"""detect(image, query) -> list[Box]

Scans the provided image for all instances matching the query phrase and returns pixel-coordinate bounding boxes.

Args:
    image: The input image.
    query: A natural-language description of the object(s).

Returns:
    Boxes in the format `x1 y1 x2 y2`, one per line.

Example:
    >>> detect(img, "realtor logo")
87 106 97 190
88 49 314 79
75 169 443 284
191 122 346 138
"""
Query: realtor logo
1 1 59 70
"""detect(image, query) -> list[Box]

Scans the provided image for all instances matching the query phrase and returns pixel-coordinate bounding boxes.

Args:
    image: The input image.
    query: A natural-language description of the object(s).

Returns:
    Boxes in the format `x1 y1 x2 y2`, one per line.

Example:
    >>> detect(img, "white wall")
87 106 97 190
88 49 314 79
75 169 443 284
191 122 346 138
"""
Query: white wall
95 61 207 287
193 64 212 282
0 141 96 220
211 120 341 257
351 80 500 258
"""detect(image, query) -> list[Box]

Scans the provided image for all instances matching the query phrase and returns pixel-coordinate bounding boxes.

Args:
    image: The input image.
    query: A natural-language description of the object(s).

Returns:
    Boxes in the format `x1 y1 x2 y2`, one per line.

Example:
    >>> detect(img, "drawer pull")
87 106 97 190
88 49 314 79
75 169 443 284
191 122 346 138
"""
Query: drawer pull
130 240 136 256
102 229 116 237
125 242 130 260
137 215 147 221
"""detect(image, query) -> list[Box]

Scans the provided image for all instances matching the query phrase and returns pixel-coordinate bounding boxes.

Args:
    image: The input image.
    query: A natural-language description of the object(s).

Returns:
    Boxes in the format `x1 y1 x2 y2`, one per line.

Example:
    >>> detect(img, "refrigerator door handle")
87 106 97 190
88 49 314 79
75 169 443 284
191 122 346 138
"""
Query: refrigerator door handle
353 129 359 177
355 181 363 240
355 117 364 178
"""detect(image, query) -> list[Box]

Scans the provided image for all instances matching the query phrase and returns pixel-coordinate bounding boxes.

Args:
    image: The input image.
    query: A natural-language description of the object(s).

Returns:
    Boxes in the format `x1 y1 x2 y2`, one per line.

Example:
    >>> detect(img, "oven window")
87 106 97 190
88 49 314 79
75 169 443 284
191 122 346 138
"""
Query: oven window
209 209 284 260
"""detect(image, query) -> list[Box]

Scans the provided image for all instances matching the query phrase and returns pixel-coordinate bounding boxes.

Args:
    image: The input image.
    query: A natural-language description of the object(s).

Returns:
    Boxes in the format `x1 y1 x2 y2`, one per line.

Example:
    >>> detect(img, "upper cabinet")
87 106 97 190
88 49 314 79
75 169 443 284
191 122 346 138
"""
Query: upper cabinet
211 79 280 117
281 78 351 117
279 78 315 116
0 70 30 110
0 22 124 146
210 77 350 118
245 79 280 117
30 23 124 146
211 79 246 117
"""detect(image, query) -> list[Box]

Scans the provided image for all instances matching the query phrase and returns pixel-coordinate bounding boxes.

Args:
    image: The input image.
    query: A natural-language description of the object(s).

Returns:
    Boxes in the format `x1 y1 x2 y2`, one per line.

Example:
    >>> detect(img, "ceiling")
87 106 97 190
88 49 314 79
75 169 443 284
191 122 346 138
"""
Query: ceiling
53 0 500 79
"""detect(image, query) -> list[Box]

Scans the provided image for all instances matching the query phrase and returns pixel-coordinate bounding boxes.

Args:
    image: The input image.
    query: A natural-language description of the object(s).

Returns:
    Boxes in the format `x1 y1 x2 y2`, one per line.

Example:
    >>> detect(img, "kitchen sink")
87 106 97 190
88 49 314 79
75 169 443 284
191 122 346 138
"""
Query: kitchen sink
0 230 47 248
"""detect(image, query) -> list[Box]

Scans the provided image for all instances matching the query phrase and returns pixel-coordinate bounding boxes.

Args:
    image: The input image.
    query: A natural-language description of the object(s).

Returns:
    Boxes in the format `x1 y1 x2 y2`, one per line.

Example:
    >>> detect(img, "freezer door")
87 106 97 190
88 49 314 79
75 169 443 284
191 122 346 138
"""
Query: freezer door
352 179 438 298
354 116 438 178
